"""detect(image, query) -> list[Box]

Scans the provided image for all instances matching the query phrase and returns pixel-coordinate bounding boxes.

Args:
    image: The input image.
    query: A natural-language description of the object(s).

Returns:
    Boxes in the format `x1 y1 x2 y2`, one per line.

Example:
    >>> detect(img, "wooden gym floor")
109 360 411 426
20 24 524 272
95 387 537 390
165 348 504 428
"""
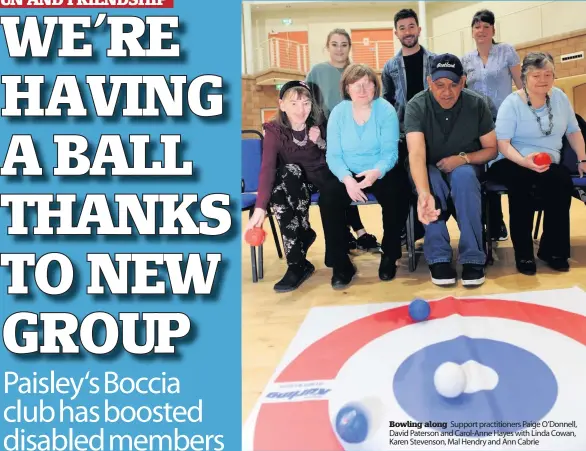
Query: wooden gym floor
241 196 586 421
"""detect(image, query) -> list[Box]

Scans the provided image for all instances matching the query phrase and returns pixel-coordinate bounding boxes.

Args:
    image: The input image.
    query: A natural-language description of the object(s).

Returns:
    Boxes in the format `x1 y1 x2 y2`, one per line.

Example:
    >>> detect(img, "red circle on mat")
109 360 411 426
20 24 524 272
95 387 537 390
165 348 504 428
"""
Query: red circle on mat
252 296 586 451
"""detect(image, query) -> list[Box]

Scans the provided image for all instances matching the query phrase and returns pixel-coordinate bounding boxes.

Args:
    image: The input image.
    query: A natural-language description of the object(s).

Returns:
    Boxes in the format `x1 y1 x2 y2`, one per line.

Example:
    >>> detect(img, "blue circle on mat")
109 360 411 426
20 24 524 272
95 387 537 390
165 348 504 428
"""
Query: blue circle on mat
393 337 557 434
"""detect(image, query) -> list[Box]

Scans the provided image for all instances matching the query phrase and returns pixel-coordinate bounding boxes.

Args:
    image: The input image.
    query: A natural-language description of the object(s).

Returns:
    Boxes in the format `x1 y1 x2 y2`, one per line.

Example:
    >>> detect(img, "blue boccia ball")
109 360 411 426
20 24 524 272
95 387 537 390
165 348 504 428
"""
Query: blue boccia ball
335 404 369 444
409 298 430 321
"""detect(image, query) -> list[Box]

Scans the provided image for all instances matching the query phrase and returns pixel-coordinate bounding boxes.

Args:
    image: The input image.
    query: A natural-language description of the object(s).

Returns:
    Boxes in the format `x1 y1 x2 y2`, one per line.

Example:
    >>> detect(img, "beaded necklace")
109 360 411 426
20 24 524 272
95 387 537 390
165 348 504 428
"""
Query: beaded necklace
292 124 308 147
524 88 553 136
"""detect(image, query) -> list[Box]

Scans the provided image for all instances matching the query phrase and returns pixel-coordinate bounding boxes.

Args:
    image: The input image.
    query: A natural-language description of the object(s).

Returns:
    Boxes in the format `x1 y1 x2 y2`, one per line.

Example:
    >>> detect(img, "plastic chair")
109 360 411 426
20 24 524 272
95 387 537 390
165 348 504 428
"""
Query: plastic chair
533 135 586 239
242 129 283 282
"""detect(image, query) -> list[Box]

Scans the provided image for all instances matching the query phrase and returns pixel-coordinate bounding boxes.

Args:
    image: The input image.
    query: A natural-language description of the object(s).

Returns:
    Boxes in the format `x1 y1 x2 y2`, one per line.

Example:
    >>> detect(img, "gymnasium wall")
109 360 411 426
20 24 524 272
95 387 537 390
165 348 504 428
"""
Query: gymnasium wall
242 77 281 132
428 1 586 56
250 3 408 69
250 2 586 65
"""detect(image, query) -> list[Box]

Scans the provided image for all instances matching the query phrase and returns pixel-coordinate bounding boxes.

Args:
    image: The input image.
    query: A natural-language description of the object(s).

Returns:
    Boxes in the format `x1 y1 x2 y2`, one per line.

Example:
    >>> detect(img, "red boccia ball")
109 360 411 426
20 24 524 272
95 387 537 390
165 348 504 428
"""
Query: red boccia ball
533 152 552 166
245 227 266 246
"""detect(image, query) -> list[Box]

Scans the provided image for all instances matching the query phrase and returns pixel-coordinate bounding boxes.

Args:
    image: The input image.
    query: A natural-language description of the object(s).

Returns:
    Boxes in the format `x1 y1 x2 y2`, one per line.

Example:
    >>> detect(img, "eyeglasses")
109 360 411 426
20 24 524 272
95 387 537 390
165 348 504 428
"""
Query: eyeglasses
349 82 375 92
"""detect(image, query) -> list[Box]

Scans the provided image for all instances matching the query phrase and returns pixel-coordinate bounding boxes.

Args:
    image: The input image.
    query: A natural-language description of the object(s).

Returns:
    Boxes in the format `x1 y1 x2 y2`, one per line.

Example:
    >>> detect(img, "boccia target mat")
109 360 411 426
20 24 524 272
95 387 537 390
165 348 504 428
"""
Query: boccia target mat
243 287 586 451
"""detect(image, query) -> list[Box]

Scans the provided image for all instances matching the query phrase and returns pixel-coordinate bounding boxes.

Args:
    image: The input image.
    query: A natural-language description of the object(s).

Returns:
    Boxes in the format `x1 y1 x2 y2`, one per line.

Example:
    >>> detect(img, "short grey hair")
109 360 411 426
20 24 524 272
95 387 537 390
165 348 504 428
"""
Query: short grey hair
521 51 555 86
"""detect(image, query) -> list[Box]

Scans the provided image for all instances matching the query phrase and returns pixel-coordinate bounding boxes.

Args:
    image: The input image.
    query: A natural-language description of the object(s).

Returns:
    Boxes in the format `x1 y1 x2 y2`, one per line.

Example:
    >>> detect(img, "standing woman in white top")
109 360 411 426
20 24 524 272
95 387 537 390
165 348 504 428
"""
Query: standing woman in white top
306 28 381 253
462 9 523 242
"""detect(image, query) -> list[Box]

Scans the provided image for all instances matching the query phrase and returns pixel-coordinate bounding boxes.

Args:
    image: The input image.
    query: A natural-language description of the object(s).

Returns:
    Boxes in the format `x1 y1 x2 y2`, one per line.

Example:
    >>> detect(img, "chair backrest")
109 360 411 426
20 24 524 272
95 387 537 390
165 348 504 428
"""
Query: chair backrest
561 136 578 175
242 130 263 193
561 114 586 176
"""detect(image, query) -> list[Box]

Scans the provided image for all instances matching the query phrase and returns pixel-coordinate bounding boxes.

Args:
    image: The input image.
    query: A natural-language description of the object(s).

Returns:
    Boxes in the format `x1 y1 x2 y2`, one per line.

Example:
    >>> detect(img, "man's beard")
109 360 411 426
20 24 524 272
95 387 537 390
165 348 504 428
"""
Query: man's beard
401 36 419 48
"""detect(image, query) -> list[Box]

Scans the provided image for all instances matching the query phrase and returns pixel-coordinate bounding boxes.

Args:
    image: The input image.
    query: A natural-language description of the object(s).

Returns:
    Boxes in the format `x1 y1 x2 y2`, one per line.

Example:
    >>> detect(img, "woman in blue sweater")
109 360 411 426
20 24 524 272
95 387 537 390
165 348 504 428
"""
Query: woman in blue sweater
321 63 410 288
306 28 381 253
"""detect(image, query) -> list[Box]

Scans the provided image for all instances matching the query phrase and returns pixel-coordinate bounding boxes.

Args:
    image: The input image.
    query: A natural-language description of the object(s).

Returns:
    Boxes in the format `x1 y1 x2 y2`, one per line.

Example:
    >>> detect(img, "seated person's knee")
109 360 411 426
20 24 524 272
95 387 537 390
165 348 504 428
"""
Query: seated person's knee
451 165 480 190
282 163 303 177
319 179 346 202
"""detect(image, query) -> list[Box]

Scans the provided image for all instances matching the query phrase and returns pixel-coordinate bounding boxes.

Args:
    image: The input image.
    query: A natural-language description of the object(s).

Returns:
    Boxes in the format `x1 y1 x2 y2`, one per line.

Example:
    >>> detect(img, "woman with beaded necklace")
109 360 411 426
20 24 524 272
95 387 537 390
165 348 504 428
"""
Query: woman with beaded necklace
246 80 345 292
488 52 586 275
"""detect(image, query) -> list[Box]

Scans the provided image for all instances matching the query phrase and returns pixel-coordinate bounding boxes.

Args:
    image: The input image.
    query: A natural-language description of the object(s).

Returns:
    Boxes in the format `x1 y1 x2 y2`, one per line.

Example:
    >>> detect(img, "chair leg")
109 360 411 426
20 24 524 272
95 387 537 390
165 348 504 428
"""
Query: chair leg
267 208 283 259
481 193 487 262
248 209 258 283
250 245 258 283
258 243 264 279
534 210 543 240
407 202 417 272
485 191 494 265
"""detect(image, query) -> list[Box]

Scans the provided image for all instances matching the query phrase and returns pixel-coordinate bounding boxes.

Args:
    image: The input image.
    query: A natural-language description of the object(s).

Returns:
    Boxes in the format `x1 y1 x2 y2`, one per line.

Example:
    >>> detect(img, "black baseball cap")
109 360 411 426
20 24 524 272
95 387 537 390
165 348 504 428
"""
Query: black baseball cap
431 54 464 83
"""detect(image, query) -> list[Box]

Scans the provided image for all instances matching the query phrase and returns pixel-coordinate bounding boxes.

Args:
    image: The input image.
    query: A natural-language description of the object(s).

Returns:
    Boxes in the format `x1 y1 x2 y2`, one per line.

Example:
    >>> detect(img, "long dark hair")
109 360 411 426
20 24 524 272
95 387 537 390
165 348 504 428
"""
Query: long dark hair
471 9 497 45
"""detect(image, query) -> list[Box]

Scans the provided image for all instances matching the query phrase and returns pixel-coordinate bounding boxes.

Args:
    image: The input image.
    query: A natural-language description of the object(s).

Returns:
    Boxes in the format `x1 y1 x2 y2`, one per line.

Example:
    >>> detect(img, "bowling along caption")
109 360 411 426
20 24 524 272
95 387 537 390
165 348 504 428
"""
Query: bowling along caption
2 370 226 451
388 421 578 447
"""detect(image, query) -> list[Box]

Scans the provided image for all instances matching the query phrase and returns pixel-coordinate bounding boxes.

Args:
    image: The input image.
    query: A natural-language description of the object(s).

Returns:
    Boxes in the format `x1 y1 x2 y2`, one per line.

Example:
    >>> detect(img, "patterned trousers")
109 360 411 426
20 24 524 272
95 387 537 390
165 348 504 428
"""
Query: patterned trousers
270 164 316 266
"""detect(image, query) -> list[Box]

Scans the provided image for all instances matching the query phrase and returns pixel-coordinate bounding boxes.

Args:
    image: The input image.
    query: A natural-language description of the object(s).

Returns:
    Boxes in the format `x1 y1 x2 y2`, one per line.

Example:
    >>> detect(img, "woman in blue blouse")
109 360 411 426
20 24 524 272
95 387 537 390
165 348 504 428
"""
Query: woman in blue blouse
462 9 523 242
488 52 586 275
320 63 409 288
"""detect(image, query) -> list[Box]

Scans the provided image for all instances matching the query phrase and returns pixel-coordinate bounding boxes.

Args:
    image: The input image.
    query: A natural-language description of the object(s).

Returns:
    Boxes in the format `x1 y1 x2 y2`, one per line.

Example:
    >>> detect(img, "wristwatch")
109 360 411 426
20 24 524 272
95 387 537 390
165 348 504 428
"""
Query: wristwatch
459 152 470 164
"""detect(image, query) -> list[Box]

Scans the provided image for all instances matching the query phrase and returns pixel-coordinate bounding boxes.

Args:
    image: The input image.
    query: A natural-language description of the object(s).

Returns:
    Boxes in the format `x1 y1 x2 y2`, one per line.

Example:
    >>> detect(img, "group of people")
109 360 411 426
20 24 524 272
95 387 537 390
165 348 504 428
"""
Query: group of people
245 8 586 292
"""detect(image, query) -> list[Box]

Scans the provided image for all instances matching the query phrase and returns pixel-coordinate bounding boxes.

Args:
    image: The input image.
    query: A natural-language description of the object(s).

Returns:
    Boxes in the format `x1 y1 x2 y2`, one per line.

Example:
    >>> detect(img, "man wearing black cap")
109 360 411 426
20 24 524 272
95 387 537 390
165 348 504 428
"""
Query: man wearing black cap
404 53 497 287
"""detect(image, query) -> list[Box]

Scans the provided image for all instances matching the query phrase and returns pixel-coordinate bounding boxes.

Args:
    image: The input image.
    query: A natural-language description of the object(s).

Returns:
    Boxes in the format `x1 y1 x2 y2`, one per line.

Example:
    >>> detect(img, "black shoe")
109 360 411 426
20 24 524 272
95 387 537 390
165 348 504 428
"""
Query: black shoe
516 258 536 275
462 264 485 287
537 253 570 272
273 260 315 292
331 261 356 289
491 222 508 242
356 233 381 252
379 254 397 281
429 262 457 286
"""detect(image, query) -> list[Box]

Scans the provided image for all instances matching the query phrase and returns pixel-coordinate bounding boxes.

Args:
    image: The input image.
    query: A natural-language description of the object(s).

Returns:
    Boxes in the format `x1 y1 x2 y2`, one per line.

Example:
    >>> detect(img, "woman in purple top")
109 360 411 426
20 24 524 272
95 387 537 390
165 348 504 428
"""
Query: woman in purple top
462 9 523 242
245 80 341 292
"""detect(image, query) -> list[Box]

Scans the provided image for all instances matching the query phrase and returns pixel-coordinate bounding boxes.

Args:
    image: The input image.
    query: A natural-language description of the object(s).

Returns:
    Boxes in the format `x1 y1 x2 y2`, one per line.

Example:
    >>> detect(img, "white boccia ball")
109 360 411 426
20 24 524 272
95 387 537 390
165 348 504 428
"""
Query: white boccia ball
434 362 467 398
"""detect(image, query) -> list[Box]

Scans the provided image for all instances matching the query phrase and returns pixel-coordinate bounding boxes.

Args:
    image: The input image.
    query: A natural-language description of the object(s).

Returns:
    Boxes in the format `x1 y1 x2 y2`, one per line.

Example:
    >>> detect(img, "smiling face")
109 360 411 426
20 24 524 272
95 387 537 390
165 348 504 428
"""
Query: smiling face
524 64 555 96
472 20 495 45
278 88 312 127
327 32 351 66
428 76 465 109
347 75 376 105
395 17 420 49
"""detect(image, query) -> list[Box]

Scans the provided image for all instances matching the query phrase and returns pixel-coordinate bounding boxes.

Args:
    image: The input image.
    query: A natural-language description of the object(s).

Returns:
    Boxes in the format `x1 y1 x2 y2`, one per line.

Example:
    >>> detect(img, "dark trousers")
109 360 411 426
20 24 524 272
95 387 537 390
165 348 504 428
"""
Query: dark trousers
487 159 573 260
270 164 315 266
487 192 505 236
318 165 410 268
346 205 364 232
399 138 425 241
